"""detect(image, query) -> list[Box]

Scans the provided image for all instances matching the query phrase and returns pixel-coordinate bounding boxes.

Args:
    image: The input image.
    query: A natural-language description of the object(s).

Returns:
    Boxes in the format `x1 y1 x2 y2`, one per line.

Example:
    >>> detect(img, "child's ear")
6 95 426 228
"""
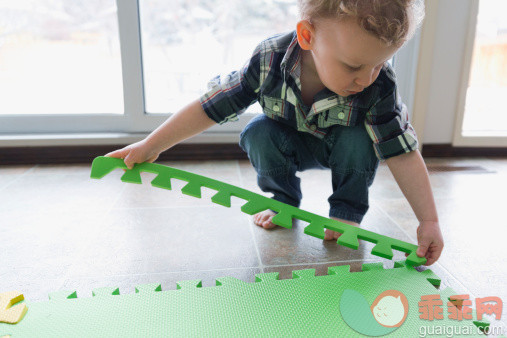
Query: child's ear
296 20 314 50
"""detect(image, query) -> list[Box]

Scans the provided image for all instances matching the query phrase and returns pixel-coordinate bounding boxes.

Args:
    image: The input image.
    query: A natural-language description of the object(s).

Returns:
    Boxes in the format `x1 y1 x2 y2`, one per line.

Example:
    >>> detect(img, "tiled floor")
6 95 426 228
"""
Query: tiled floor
1 157 506 332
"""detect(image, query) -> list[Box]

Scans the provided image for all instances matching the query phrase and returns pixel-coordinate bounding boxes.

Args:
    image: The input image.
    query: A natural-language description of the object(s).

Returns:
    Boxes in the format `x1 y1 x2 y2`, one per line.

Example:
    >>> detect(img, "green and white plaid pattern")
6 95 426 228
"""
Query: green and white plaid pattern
200 31 418 160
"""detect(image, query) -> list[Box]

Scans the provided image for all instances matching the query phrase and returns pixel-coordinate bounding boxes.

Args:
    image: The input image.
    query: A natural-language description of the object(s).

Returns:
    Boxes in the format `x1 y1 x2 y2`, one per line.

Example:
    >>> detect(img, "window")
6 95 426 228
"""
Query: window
454 0 507 145
463 0 507 135
0 0 123 116
0 0 420 142
139 0 299 114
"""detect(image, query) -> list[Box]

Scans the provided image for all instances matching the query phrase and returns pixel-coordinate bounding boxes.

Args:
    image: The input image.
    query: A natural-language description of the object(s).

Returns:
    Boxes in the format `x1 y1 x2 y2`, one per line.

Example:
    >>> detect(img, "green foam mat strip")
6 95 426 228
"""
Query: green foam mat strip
89 156 426 266
0 262 488 337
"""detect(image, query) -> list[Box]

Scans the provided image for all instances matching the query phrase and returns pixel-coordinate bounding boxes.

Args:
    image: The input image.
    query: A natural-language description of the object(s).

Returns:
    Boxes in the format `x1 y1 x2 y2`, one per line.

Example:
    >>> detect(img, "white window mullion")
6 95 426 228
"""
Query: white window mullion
0 0 130 135
117 0 155 132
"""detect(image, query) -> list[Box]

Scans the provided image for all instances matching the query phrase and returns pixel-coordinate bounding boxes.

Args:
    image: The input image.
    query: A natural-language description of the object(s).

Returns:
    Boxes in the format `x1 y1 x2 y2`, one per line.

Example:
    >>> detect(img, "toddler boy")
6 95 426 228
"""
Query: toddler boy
107 0 443 266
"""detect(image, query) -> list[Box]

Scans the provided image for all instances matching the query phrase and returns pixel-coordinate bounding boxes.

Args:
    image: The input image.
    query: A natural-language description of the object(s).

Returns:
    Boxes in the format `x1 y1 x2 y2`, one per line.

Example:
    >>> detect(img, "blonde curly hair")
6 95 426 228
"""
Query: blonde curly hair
298 0 425 46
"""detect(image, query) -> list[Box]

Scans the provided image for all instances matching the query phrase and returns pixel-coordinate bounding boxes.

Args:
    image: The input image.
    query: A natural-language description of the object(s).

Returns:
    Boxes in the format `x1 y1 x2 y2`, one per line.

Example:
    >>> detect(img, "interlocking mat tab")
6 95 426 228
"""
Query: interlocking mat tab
89 156 426 266
0 262 488 337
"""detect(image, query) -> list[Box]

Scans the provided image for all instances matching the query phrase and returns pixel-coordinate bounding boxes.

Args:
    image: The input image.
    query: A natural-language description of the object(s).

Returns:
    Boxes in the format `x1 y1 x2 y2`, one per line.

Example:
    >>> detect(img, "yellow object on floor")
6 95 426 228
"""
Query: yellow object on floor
0 291 27 324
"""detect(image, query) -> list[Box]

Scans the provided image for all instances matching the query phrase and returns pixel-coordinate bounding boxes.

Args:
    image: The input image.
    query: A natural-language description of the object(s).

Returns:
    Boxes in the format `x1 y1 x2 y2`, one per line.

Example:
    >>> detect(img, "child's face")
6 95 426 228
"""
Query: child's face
301 17 401 97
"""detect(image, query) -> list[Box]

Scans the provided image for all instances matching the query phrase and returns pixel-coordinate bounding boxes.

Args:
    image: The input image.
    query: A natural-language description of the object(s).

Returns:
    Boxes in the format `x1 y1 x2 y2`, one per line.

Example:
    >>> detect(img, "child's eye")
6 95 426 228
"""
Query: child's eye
344 62 383 73
346 65 361 72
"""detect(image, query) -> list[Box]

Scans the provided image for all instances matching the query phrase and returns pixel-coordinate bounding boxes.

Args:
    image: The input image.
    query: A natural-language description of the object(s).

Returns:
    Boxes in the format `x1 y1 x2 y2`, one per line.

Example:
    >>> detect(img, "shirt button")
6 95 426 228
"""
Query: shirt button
273 104 280 112
338 112 345 119
310 125 316 131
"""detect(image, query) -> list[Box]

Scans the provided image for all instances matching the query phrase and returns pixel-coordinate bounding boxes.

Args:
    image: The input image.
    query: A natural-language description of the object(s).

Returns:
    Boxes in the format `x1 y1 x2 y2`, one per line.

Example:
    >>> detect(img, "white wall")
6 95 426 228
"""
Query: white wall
422 0 473 144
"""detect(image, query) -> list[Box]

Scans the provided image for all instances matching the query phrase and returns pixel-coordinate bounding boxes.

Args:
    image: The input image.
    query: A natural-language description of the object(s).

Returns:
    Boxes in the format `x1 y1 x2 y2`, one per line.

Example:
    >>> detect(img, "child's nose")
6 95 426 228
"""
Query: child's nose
354 68 376 88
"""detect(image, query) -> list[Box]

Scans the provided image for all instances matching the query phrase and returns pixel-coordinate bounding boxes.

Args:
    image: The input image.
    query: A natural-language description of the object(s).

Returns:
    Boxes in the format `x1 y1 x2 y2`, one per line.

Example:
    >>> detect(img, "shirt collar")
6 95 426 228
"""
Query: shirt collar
280 31 301 79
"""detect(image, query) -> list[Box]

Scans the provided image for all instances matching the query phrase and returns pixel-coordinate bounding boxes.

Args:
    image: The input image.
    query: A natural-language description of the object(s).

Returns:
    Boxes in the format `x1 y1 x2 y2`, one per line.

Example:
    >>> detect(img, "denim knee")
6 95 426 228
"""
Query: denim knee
325 124 379 223
326 124 379 174
328 171 375 223
239 115 289 176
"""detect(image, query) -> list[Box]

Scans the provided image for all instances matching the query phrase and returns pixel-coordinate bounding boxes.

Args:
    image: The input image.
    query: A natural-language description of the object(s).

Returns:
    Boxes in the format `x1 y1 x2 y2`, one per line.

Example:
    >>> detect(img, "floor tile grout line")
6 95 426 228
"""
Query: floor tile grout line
0 164 39 193
430 262 477 298
63 258 385 281
110 203 246 211
7 258 387 280
372 202 476 298
371 202 418 246
69 266 265 280
1 164 67 294
236 160 265 274
108 184 130 212
61 181 130 286
264 258 382 269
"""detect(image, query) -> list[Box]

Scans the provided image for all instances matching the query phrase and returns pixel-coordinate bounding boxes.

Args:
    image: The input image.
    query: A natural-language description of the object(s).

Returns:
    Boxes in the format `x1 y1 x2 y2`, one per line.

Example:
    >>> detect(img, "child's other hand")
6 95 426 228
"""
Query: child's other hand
415 221 444 266
105 140 160 170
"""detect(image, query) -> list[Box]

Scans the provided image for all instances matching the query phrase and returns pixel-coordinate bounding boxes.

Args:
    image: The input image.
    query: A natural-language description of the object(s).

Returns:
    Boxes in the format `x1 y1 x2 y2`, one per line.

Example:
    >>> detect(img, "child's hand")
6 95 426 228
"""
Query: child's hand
105 139 160 170
416 221 444 266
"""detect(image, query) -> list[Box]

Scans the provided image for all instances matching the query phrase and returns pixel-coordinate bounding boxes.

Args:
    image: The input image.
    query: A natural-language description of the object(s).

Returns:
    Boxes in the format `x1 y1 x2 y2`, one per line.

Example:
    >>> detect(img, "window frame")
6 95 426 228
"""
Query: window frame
452 0 507 146
0 0 421 146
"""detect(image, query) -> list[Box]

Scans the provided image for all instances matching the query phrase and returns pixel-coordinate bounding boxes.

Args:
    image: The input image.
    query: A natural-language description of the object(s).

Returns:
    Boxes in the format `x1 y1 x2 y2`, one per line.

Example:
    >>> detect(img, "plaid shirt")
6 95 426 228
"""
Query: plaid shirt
200 31 418 160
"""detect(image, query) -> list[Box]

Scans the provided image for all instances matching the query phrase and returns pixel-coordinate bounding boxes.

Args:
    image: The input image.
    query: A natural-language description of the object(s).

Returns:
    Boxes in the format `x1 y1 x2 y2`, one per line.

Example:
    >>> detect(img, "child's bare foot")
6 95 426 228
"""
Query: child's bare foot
253 210 277 229
324 217 359 241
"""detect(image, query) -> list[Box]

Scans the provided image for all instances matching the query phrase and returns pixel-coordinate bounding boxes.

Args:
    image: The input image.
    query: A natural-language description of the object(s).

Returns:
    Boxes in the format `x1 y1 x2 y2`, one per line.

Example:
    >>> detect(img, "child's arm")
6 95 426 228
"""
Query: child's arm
106 99 216 169
385 150 444 266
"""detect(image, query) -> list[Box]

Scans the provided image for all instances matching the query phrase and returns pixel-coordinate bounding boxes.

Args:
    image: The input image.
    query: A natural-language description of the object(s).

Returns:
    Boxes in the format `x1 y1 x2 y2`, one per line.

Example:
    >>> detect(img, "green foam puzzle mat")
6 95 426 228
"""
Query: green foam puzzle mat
0 262 488 337
89 156 426 266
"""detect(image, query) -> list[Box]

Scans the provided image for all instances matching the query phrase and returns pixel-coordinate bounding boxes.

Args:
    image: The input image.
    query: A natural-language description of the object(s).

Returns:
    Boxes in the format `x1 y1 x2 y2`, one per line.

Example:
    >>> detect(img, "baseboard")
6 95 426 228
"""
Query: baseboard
1 143 506 165
0 144 248 165
421 144 507 157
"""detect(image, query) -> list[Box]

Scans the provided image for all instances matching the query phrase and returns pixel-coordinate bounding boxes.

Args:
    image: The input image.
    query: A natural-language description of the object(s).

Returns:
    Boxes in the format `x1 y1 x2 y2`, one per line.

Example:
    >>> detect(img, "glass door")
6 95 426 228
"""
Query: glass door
0 0 424 140
0 0 124 116
454 0 507 146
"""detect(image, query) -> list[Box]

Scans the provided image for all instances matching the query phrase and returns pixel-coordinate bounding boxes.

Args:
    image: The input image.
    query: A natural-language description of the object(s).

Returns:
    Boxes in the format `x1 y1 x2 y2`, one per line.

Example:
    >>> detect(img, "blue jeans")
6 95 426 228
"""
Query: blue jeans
239 114 379 223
